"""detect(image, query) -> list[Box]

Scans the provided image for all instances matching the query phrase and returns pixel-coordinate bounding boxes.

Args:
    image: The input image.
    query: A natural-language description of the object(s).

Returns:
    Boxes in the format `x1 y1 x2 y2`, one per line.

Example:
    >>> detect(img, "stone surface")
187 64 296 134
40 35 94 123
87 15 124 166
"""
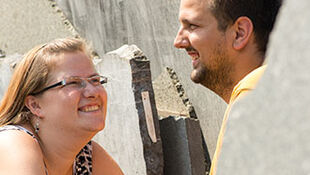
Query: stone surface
0 0 76 55
217 0 310 174
160 116 205 175
0 54 22 99
154 67 211 172
153 67 194 118
56 0 227 158
94 45 163 175
0 49 5 58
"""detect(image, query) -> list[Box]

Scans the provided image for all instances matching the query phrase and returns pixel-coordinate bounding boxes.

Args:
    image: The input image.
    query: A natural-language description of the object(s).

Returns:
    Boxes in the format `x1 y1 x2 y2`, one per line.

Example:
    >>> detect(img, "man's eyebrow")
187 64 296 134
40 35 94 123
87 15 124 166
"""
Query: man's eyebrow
180 19 190 24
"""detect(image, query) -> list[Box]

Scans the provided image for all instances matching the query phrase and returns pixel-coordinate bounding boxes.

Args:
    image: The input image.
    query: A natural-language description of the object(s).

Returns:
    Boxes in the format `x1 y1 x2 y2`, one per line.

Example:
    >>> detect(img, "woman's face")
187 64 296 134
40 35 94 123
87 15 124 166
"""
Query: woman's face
37 51 107 135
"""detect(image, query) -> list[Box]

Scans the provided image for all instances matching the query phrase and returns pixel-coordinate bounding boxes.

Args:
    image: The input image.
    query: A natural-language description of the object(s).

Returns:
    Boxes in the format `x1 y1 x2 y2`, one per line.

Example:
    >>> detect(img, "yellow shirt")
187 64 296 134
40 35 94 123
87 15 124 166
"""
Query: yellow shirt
209 65 267 175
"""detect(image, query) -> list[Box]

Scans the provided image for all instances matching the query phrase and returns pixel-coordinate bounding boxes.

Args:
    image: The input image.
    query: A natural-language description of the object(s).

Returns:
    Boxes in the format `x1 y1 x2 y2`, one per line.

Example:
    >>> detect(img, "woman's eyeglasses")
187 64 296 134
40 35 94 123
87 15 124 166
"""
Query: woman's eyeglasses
32 75 107 95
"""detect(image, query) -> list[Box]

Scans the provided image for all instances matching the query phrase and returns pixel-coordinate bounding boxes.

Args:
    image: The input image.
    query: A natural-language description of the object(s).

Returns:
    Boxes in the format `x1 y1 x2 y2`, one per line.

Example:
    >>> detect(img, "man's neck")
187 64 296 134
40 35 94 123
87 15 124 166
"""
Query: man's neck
216 63 264 104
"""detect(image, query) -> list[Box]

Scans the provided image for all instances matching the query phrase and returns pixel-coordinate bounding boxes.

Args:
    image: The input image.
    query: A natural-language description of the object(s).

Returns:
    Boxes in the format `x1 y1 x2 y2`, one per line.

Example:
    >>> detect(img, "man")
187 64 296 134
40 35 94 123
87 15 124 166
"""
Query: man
174 0 282 174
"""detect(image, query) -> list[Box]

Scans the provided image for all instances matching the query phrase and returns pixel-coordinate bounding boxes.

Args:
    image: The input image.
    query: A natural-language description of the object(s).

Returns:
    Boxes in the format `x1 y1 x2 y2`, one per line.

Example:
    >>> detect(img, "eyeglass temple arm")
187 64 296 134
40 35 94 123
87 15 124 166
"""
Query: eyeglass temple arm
31 81 64 95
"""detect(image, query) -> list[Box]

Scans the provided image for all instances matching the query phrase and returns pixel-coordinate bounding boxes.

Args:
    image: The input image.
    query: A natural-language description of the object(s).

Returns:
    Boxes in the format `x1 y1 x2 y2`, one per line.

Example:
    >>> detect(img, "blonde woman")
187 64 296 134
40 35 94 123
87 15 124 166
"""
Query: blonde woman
0 38 123 175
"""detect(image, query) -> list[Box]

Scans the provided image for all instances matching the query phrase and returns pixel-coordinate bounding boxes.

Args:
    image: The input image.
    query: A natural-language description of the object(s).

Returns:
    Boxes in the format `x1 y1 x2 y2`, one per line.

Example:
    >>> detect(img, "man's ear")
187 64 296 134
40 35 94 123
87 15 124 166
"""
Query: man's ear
232 16 253 50
25 96 44 118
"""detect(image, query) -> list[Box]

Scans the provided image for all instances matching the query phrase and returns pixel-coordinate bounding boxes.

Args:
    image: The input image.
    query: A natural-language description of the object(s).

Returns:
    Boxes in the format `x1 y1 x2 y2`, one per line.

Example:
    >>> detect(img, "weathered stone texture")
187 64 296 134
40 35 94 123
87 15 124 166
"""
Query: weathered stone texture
160 116 205 175
0 54 22 99
153 67 194 118
130 57 164 175
94 45 163 175
0 0 75 55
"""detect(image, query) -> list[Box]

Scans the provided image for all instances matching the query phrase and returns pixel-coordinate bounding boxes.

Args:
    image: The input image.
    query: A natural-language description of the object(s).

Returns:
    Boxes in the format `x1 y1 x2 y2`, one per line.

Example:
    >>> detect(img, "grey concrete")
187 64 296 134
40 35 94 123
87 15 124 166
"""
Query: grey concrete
0 50 5 58
0 0 75 56
153 67 192 118
160 116 205 175
217 0 310 174
94 45 163 175
0 54 22 99
56 0 227 158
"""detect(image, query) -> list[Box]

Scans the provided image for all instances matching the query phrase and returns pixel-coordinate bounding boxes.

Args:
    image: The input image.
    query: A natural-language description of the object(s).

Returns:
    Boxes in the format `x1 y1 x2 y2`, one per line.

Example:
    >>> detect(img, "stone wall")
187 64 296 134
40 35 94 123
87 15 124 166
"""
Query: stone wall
0 0 75 56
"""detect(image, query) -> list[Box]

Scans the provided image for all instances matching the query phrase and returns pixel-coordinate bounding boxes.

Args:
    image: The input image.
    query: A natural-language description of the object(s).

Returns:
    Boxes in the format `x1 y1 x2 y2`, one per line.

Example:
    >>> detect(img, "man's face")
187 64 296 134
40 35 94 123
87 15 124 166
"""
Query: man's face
174 0 235 94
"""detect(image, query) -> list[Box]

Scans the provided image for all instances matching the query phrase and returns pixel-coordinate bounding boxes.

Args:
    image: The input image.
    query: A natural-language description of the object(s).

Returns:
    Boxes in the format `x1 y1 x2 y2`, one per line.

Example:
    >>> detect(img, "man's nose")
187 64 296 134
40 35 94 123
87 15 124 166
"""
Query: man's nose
174 27 189 48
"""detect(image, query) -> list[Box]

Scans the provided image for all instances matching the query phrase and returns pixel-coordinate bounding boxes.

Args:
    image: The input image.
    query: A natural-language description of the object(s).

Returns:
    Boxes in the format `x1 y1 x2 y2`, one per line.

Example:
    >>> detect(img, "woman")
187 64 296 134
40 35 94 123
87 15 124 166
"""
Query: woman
0 38 123 175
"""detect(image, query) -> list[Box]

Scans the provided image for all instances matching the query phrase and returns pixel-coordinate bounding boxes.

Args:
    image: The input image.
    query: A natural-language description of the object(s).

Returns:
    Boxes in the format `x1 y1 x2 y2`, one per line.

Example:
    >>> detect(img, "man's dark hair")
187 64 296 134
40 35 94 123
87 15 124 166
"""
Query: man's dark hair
210 0 282 55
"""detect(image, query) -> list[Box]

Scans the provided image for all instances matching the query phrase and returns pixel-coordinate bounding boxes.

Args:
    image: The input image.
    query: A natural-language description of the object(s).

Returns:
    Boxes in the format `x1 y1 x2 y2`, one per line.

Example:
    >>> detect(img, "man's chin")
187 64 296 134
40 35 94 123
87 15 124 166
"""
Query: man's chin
190 70 205 84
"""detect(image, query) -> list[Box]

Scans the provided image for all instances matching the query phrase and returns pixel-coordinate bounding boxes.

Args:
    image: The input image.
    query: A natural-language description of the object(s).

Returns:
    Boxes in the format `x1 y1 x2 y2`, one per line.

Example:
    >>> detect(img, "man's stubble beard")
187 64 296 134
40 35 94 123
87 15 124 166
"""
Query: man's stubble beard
190 46 235 98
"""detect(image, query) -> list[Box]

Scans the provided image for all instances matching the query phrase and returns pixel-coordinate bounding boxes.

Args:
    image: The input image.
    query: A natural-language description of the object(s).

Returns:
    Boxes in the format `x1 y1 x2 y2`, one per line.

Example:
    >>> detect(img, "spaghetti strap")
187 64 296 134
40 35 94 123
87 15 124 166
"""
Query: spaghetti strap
0 125 37 140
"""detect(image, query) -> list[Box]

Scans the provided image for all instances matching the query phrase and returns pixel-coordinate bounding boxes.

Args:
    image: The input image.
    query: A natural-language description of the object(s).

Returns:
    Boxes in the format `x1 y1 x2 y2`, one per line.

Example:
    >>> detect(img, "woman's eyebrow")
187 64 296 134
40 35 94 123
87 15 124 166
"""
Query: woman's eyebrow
66 73 99 79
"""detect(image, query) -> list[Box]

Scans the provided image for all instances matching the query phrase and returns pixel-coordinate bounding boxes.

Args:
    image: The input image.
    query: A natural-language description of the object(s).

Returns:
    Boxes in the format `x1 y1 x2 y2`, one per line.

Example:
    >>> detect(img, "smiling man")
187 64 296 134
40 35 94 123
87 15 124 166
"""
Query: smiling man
174 0 282 174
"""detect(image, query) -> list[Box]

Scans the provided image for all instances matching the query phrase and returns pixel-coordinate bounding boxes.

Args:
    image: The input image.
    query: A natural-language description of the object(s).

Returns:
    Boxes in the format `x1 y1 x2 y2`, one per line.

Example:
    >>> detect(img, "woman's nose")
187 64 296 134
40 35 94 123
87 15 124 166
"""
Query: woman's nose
82 81 101 98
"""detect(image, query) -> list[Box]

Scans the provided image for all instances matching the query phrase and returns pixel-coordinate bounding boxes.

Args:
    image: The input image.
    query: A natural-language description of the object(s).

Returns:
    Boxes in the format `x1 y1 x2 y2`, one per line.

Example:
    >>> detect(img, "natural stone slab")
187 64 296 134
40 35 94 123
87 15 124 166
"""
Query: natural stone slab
153 67 196 119
160 116 205 175
94 45 163 175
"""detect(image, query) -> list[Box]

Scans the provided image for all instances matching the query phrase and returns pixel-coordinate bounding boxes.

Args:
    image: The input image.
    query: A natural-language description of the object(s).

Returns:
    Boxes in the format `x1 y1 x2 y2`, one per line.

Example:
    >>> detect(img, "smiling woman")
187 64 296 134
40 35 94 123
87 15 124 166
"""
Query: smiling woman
0 38 124 175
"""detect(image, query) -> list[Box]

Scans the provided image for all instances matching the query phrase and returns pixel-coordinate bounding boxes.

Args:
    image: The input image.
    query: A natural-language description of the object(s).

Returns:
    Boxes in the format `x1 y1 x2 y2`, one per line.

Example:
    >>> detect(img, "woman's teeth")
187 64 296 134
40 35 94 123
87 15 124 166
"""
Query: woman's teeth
80 105 99 112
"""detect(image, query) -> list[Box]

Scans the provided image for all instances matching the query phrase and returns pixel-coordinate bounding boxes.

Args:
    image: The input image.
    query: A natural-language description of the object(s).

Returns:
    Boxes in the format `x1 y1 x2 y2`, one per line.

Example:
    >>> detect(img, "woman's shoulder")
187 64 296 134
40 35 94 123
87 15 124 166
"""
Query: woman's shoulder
0 125 45 174
0 125 39 150
91 141 124 175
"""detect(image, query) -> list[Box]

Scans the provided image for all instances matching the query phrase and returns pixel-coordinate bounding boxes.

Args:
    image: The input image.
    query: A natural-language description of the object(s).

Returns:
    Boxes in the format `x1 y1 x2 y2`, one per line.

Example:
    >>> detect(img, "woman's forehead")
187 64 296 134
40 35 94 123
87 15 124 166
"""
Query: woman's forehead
48 52 96 80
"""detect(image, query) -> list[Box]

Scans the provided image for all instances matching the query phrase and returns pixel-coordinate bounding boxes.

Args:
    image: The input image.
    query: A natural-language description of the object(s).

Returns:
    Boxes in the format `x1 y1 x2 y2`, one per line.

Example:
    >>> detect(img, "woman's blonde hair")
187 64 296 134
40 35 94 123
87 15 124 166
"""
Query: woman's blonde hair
0 37 92 126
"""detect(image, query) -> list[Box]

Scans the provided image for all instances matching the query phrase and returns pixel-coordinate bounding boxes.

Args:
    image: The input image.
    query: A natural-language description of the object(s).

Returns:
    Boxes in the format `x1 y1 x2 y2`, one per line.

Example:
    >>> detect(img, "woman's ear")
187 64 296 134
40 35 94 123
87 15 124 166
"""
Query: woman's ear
232 16 254 50
25 96 43 118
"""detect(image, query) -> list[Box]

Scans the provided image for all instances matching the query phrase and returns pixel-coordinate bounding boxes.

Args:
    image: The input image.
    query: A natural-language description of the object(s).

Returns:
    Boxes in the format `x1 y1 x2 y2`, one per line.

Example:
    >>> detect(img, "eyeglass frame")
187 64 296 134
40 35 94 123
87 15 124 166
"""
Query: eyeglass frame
31 75 108 95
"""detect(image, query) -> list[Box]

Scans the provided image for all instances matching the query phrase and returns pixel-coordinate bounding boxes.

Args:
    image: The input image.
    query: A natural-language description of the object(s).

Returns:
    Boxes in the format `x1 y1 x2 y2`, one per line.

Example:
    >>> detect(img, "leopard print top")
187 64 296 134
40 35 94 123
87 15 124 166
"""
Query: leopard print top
0 125 93 175
74 141 93 174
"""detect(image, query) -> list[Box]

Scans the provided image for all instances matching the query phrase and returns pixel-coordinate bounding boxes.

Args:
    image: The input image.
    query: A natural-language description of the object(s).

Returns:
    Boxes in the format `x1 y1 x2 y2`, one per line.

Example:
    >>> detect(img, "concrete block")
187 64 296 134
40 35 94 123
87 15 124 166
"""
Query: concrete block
217 0 310 174
94 45 163 175
160 116 205 175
